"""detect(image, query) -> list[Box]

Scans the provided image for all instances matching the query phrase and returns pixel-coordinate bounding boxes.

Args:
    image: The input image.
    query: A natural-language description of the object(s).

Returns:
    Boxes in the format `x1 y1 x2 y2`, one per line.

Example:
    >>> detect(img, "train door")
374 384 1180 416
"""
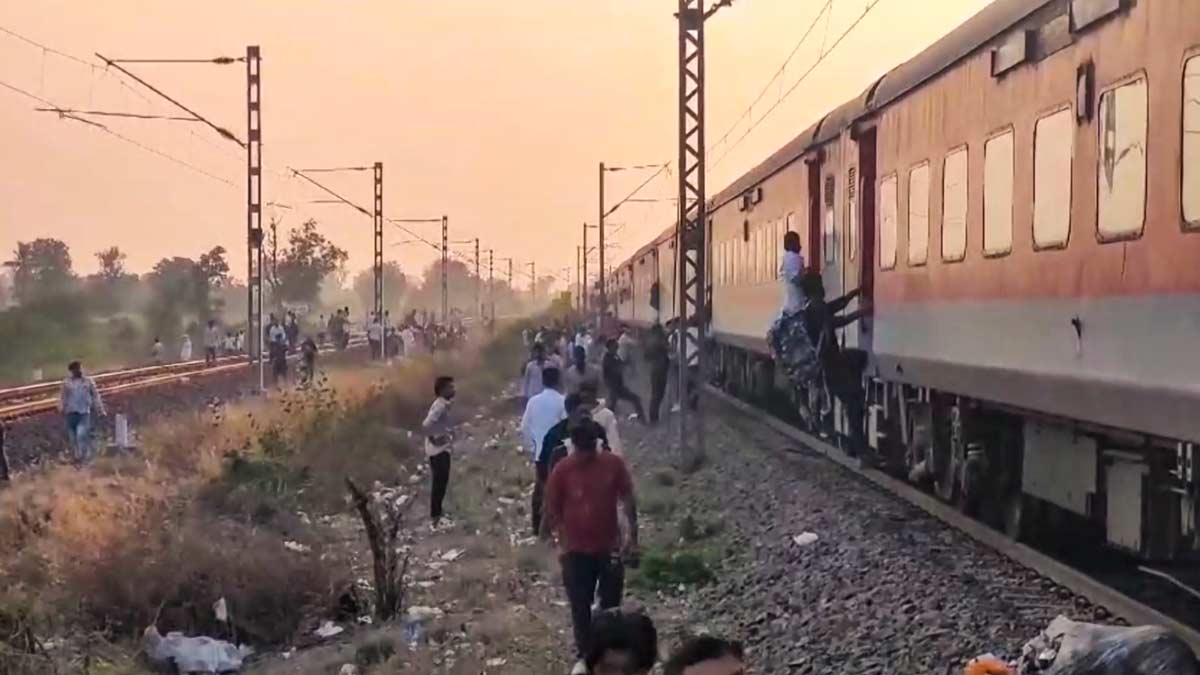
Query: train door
806 155 823 272
821 157 842 305
855 127 877 351
842 146 861 349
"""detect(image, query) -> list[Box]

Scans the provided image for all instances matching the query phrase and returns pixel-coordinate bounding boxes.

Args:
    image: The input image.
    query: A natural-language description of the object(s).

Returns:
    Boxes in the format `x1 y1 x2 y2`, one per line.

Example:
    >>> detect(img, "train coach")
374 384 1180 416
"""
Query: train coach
615 0 1200 561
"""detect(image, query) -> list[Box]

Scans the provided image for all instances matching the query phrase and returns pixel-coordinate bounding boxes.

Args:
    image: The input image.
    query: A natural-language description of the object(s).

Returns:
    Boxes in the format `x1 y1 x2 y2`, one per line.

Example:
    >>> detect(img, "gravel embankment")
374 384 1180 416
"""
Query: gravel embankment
622 398 1106 674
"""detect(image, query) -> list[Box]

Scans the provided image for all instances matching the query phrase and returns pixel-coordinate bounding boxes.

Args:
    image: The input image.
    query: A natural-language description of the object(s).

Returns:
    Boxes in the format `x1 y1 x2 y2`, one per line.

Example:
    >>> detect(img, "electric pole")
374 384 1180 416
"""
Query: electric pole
246 45 264 391
599 162 606 323
373 161 384 359
675 0 726 467
576 245 582 311
474 238 481 322
528 262 536 300
487 249 495 323
581 222 588 312
507 258 514 301
441 215 449 323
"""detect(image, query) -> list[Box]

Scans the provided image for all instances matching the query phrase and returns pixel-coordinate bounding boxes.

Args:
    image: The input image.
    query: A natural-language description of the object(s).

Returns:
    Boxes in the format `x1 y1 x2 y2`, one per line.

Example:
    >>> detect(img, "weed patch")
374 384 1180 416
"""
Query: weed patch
629 548 716 592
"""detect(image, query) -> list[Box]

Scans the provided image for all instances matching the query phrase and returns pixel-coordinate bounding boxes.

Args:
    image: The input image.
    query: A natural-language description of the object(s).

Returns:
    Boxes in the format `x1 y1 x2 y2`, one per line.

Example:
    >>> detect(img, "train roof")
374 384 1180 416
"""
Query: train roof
870 0 1052 110
628 0 1058 268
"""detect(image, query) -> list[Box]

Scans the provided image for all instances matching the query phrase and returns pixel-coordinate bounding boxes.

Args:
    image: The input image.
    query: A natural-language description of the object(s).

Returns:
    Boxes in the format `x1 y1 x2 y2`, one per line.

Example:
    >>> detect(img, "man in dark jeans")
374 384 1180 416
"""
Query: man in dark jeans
541 423 639 675
421 376 456 526
644 323 670 424
602 338 646 422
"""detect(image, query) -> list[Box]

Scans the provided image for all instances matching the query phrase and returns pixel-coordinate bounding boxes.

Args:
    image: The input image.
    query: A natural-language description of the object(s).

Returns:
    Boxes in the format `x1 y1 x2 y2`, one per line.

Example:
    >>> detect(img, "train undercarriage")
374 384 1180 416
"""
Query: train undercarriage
708 339 1200 563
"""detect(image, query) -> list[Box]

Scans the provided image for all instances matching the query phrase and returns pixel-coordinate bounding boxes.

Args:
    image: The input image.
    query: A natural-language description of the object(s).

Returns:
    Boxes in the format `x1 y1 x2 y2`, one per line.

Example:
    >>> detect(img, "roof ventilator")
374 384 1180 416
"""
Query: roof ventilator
1070 0 1123 33
991 29 1034 77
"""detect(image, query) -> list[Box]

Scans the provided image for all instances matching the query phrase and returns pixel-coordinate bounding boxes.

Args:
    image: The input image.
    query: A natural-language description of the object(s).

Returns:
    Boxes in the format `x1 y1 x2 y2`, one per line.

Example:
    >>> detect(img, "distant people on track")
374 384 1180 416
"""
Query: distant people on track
179 334 193 362
586 609 658 675
269 330 289 386
204 320 221 366
285 311 300 350
367 312 383 359
663 636 745 675
521 343 549 403
421 375 457 527
644 323 670 425
151 336 165 365
603 339 645 422
522 367 566 535
60 361 105 466
267 314 287 349
300 336 318 384
540 421 639 675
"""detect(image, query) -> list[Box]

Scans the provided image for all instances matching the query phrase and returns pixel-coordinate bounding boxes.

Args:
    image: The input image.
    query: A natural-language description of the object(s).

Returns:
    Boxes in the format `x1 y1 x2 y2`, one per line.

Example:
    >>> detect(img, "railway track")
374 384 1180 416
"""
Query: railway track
0 339 367 421
705 385 1200 657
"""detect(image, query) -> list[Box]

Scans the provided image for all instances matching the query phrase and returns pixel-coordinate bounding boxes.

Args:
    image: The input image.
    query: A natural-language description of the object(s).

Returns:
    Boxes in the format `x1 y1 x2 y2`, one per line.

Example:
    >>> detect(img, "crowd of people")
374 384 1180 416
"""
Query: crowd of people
417 316 745 674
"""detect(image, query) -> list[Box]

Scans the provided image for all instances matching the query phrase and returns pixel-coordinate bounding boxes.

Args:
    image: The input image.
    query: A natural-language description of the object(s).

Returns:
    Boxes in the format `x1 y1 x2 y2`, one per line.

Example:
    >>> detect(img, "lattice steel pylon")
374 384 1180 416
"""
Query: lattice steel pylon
675 0 709 467
246 45 264 390
373 162 384 358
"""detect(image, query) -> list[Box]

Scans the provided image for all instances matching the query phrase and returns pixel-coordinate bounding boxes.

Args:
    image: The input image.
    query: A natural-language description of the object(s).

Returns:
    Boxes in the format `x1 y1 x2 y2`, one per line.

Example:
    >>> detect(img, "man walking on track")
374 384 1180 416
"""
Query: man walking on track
60 360 105 465
421 376 457 528
540 422 639 675
521 367 565 535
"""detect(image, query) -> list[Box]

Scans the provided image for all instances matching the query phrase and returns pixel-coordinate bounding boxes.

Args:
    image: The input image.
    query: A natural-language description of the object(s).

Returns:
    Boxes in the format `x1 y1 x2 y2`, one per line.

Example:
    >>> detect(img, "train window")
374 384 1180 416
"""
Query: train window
1097 76 1147 240
942 147 968 262
848 168 859 262
908 162 931 266
879 174 898 270
1183 57 1200 227
824 175 836 265
984 129 1015 255
1034 107 1074 248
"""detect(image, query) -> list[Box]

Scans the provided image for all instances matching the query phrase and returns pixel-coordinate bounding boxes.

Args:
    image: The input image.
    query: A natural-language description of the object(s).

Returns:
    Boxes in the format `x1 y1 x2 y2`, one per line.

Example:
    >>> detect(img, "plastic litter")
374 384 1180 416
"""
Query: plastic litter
1018 615 1199 675
791 532 819 547
283 540 311 553
143 625 251 673
213 597 229 623
314 621 344 639
964 654 1011 675
441 548 465 562
486 657 508 667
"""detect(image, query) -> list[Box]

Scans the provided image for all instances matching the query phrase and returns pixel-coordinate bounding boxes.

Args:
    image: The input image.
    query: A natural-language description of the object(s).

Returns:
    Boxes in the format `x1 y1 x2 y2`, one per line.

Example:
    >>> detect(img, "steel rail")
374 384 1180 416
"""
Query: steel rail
1 339 367 421
705 385 1200 656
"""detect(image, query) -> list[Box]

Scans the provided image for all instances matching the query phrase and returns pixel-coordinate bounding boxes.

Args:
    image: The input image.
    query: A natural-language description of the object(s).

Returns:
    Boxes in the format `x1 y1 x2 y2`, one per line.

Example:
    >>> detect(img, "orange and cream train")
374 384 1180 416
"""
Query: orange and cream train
612 0 1200 560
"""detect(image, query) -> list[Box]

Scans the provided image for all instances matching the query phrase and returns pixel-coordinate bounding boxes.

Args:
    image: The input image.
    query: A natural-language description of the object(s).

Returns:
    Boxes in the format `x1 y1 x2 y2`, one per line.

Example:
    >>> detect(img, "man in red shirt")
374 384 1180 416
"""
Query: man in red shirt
541 422 640 674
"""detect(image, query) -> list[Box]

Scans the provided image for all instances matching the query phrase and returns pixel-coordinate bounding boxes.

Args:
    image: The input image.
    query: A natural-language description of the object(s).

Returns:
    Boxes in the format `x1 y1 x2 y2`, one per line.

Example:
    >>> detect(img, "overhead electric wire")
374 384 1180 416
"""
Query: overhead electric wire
711 0 886 169
604 162 672 218
709 0 835 155
32 106 200 121
96 52 245 147
0 24 92 67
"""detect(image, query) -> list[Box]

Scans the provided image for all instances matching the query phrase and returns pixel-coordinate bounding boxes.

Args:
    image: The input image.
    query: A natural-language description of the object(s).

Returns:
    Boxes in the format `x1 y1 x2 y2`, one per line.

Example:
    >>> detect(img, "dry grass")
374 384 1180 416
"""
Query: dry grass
0 322 535 664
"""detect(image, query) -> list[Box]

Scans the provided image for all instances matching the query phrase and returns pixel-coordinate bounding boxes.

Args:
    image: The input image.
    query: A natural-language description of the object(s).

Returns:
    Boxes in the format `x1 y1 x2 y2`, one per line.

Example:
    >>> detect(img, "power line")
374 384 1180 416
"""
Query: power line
96 52 245 147
711 0 885 170
33 107 200 121
709 0 834 155
604 162 671 218
0 24 92 67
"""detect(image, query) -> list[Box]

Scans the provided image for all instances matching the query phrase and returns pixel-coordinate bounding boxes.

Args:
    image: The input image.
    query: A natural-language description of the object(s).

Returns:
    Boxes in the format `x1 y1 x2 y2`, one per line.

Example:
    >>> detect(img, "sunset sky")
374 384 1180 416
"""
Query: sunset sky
0 0 993 289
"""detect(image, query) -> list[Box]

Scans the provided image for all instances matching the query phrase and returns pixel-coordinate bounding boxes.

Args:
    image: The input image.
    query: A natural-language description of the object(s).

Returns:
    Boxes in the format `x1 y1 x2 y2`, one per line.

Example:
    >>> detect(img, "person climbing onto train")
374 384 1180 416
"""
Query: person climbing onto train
644 322 670 424
767 231 819 392
540 421 639 675
801 272 870 458
60 360 105 466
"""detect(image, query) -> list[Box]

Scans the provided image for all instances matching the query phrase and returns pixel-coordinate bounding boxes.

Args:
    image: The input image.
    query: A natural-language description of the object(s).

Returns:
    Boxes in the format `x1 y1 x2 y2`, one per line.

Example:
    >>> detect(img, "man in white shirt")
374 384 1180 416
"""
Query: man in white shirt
421 376 457 525
520 367 565 535
580 382 623 456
